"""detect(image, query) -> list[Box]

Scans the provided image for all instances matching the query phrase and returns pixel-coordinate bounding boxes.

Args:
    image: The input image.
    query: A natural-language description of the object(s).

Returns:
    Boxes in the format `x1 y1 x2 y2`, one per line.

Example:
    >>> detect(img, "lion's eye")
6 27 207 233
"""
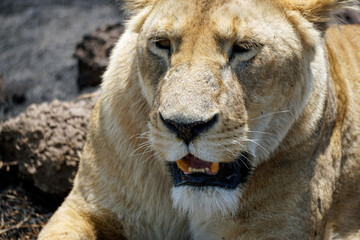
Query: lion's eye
154 39 171 50
229 42 259 62
232 45 252 55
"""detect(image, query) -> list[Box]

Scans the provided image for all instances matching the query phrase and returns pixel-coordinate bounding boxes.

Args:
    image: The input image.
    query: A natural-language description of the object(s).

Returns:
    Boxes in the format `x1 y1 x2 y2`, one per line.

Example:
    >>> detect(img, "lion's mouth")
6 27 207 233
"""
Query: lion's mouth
168 153 251 189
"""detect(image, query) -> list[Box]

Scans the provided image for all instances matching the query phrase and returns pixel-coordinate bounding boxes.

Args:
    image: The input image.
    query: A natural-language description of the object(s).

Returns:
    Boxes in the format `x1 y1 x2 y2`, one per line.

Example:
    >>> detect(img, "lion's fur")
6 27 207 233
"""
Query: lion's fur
39 0 360 239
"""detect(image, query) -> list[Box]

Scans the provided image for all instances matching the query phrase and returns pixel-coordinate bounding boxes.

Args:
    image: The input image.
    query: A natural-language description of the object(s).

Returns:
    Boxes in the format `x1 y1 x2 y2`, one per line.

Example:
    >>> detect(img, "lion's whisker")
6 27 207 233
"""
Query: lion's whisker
140 152 159 167
245 130 275 137
248 110 290 122
228 139 255 158
131 146 154 157
239 152 252 168
225 144 253 168
136 136 151 140
240 138 270 155
129 131 150 141
129 141 152 156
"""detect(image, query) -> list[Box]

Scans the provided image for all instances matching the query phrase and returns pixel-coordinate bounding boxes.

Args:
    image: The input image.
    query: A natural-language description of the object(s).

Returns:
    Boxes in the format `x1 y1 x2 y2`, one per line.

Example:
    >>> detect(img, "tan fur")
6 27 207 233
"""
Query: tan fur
39 0 360 239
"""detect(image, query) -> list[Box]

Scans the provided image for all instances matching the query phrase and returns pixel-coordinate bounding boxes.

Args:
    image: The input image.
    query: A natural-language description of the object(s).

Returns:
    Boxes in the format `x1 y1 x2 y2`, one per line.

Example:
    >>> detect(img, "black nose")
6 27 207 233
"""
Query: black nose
160 113 218 145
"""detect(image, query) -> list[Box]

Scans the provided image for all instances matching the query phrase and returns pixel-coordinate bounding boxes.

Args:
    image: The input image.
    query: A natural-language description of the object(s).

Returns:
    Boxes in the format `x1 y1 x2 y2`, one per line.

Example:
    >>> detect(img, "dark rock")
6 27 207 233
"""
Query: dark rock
0 75 5 105
0 77 28 120
74 23 125 90
0 91 99 196
12 91 27 104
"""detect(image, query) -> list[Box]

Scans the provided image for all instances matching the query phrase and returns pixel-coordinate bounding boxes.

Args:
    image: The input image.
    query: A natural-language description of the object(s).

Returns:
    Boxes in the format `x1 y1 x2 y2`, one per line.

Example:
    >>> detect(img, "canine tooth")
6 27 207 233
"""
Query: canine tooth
205 168 210 172
176 159 190 173
210 162 219 174
188 167 193 173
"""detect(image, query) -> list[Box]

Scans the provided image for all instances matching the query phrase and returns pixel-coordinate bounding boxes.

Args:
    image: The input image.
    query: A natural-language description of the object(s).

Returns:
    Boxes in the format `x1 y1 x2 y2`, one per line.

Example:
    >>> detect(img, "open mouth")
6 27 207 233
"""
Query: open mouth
167 153 252 189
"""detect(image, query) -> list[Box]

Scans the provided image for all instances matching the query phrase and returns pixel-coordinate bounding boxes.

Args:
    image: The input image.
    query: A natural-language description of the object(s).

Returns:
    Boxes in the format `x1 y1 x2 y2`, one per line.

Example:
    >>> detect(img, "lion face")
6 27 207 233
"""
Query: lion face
136 0 319 217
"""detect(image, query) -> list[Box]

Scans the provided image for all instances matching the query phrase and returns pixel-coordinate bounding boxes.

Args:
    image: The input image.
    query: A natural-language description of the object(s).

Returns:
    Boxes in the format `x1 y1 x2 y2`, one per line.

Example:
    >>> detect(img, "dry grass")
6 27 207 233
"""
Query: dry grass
0 162 62 240
0 184 53 240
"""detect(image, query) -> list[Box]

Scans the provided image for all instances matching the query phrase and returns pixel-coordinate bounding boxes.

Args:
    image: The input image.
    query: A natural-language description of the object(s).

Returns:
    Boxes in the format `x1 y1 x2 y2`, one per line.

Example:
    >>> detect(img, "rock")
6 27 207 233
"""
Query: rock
0 76 27 120
74 23 125 90
0 91 100 196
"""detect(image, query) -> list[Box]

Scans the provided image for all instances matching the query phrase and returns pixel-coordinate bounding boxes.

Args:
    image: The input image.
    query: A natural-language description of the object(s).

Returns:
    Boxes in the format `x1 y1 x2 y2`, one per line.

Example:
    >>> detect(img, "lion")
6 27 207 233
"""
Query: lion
39 0 360 239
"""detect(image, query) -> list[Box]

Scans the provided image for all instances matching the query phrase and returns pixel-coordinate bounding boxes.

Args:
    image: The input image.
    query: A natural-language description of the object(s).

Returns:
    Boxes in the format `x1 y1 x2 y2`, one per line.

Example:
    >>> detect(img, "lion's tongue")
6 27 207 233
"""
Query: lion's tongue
187 155 210 168
176 155 219 175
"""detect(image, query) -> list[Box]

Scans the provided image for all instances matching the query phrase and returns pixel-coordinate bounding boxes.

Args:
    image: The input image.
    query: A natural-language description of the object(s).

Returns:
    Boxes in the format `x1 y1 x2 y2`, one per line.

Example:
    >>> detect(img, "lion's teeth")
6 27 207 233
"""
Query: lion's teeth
210 162 219 174
189 168 208 173
177 158 219 175
177 156 221 175
176 159 190 173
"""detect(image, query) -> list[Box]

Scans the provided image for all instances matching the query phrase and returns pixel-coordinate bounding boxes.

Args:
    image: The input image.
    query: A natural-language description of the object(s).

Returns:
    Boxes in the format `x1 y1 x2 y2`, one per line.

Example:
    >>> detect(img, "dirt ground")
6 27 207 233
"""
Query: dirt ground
0 169 63 240
0 0 124 121
0 1 124 239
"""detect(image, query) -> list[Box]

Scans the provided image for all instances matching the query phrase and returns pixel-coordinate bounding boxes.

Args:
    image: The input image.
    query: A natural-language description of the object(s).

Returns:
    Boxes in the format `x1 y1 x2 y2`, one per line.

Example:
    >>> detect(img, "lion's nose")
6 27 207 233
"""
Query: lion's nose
159 113 218 145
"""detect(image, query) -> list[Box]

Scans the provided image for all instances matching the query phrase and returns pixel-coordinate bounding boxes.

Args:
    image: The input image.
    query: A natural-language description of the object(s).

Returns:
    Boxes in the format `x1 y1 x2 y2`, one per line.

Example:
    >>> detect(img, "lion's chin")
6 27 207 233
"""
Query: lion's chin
167 153 251 218
171 186 243 219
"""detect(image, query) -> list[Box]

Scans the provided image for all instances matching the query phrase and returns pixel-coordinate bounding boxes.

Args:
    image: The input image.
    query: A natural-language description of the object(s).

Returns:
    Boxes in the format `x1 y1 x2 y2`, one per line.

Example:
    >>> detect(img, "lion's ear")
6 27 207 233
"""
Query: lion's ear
279 0 359 31
121 0 156 15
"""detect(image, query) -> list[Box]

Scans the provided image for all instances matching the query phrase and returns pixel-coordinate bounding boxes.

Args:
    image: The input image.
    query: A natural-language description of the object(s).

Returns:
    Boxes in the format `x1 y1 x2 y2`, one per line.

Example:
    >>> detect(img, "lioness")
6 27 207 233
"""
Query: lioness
39 0 360 239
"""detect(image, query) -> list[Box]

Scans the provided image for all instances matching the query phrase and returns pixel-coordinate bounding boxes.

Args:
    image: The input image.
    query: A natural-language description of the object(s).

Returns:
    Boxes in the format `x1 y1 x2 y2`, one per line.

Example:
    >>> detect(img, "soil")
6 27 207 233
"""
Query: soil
0 1 124 239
